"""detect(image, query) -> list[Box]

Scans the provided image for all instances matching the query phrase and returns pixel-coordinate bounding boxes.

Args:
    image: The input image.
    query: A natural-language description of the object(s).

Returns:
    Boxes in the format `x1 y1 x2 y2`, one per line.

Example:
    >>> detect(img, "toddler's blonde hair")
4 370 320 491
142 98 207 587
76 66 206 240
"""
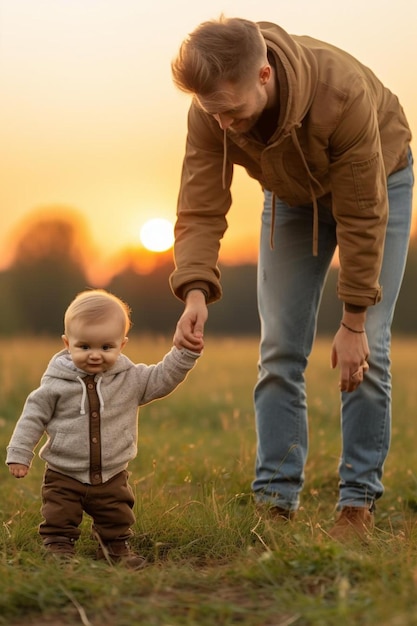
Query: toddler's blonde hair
64 289 132 335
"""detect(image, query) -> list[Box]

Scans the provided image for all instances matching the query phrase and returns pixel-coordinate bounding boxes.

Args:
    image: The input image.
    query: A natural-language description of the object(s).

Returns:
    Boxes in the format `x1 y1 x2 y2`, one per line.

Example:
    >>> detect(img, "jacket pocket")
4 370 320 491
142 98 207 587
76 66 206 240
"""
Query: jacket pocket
351 153 383 211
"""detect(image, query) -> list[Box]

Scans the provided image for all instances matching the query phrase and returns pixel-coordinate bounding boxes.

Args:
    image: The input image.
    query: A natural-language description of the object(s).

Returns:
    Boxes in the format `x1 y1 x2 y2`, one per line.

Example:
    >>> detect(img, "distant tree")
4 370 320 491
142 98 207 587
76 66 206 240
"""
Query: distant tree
208 264 259 334
5 208 90 334
1 211 415 337
108 258 183 334
0 272 24 334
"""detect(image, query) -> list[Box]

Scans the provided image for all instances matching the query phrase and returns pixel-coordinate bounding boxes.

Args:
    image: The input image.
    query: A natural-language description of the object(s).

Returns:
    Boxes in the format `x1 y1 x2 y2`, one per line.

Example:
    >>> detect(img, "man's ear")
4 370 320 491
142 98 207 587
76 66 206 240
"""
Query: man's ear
259 64 271 85
62 334 69 350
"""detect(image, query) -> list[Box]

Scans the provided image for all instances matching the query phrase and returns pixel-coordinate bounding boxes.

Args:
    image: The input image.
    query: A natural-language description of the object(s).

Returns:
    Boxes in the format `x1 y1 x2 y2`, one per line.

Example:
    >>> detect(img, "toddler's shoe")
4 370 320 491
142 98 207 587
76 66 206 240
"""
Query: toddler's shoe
96 539 147 570
43 535 76 560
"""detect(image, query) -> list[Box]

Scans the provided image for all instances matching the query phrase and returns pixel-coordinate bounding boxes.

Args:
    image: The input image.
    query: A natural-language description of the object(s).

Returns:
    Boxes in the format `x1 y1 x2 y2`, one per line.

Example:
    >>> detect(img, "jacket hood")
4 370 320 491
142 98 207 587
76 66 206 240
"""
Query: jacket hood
255 22 322 253
43 350 133 381
42 349 134 416
258 21 318 140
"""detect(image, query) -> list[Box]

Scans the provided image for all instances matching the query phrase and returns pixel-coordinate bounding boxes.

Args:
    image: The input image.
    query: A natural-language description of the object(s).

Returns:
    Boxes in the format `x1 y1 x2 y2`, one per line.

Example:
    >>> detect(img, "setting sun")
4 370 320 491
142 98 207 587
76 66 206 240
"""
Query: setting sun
139 218 175 253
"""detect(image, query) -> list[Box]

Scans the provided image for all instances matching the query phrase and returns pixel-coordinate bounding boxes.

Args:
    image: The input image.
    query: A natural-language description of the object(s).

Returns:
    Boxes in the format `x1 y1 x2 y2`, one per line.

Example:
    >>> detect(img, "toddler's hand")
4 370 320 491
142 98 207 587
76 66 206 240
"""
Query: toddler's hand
8 463 29 478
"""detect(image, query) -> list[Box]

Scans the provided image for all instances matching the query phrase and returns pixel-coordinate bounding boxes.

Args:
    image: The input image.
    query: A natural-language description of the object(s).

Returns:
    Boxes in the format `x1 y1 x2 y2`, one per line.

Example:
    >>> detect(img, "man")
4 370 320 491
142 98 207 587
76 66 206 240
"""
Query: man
169 16 414 542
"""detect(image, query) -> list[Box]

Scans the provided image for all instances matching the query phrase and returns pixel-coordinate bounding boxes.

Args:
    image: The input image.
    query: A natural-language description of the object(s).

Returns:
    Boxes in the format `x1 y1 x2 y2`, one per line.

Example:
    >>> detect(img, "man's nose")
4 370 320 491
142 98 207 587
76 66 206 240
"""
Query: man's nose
213 112 234 130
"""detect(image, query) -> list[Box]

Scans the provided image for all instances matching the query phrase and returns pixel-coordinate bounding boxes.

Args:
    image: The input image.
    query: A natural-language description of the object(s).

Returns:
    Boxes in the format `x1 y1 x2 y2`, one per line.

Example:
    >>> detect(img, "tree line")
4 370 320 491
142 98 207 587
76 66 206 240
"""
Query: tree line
0 211 416 336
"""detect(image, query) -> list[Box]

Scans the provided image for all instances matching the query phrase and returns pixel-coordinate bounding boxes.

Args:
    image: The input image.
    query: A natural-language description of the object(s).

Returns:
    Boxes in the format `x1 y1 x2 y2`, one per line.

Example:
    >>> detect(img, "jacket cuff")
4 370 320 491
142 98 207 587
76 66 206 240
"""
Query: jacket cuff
344 303 368 313
182 282 210 302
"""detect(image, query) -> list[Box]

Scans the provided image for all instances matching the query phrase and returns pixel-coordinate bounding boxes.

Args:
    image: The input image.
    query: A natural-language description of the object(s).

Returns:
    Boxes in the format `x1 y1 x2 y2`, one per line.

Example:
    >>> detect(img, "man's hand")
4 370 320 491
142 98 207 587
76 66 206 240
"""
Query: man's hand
8 463 29 478
174 289 207 352
331 314 370 393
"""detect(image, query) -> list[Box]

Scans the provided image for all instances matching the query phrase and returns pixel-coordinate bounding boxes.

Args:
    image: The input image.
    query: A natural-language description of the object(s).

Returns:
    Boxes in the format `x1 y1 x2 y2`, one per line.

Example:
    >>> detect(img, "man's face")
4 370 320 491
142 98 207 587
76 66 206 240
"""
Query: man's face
197 67 271 135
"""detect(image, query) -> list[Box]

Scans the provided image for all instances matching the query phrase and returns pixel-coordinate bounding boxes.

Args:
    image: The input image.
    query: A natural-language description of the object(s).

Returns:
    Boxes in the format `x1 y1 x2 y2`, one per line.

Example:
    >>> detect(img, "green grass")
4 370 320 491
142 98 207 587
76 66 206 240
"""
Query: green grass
1 335 417 625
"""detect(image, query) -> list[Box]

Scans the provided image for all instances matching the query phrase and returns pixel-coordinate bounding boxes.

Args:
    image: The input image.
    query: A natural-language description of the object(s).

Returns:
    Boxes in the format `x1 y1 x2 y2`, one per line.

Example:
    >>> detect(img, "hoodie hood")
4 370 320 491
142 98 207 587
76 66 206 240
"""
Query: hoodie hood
235 23 323 253
258 21 319 140
43 349 134 415
43 349 133 381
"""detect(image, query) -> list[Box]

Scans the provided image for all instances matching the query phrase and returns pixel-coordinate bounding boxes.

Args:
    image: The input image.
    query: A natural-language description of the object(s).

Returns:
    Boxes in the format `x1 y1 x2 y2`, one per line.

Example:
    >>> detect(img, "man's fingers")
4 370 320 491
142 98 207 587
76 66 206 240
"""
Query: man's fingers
339 361 369 392
350 368 363 382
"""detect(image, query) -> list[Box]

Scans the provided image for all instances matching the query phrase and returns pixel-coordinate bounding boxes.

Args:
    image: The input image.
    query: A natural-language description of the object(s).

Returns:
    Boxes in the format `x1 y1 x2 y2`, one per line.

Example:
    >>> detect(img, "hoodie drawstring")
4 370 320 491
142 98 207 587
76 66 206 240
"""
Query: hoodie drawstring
290 127 322 257
77 376 87 415
96 377 104 414
76 375 104 415
222 126 321 256
222 128 228 190
270 193 277 249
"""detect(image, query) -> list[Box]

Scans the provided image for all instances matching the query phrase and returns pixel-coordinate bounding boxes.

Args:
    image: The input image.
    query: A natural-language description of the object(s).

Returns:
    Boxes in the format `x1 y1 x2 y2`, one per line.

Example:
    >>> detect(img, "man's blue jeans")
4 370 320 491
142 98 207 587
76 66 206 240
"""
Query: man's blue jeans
253 151 414 511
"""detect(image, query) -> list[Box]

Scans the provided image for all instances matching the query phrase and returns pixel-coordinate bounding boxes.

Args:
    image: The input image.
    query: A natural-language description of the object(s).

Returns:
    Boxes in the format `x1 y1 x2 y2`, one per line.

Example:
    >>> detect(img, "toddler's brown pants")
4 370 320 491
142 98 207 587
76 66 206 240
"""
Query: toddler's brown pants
39 468 135 543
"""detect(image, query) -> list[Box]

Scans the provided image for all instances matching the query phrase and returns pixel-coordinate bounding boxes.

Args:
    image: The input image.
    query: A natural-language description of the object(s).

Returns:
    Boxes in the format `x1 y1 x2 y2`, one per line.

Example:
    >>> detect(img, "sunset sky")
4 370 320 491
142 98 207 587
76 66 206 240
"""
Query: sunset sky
1 0 416 272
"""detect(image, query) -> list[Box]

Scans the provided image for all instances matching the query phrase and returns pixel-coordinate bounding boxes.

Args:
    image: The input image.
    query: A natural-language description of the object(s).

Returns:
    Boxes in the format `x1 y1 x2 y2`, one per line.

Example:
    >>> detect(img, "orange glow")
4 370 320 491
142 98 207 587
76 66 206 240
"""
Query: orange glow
1 1 415 278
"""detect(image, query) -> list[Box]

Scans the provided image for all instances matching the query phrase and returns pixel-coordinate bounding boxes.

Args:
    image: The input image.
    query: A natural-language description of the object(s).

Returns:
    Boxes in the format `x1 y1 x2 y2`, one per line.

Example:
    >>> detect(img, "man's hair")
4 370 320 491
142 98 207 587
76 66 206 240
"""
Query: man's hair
64 289 132 335
171 16 267 96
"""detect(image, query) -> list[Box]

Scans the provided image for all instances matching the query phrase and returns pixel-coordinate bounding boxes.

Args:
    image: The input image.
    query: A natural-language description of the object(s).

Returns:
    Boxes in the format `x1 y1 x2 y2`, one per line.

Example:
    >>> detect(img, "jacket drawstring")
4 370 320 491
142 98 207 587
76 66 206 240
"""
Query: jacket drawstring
222 128 228 190
222 127 279 250
222 126 321 255
77 376 87 415
76 375 104 415
96 376 104 413
290 127 322 256
270 193 276 249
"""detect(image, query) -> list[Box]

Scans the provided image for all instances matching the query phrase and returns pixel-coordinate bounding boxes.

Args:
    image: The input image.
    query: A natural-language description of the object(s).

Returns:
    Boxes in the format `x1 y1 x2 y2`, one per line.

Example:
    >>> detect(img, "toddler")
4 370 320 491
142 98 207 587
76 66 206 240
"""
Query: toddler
6 289 202 568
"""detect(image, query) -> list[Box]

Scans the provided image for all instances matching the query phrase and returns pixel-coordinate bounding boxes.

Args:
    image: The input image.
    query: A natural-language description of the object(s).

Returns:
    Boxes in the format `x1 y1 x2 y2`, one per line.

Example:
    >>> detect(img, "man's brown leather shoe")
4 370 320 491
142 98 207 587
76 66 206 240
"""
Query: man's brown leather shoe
328 506 374 543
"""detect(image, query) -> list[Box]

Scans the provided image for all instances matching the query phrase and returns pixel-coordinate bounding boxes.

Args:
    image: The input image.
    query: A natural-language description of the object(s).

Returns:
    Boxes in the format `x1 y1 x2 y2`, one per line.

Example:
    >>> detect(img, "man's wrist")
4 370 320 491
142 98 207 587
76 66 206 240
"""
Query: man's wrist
340 321 366 334
184 288 208 303
342 304 367 332
344 303 367 314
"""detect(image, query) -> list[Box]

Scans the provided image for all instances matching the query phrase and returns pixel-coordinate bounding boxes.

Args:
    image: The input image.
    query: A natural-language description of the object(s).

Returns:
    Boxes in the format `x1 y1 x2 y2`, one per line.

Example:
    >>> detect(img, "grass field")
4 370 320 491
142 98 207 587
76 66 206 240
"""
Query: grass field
1 335 417 625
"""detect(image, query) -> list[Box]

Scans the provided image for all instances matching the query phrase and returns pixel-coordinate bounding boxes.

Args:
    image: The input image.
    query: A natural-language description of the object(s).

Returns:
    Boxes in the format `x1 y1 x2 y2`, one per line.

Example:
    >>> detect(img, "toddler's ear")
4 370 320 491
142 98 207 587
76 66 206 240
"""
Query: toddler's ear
62 334 70 350
121 336 129 349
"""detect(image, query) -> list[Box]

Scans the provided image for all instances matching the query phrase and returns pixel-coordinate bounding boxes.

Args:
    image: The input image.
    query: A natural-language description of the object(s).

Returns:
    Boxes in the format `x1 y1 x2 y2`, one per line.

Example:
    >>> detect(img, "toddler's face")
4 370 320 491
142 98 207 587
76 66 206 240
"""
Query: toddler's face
62 318 128 374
